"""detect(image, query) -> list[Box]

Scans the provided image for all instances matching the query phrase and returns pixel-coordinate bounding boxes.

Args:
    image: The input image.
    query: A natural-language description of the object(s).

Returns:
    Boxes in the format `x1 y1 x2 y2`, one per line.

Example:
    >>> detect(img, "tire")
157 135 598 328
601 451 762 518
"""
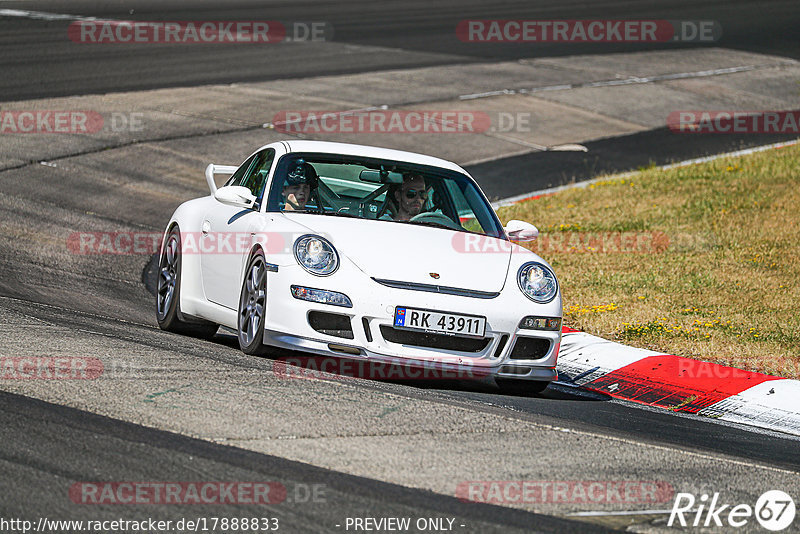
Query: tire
496 379 550 396
237 252 272 355
156 226 218 339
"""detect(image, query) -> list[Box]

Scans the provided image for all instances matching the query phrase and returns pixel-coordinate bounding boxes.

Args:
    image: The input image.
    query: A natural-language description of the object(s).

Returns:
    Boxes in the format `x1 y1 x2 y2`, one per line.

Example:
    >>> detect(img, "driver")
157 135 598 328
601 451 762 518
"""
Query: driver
282 161 316 211
393 173 427 221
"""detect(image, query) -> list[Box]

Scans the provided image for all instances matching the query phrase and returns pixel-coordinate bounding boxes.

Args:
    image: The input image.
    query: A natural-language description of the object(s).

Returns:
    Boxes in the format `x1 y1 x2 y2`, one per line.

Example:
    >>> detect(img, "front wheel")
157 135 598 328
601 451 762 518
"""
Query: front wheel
156 226 218 339
237 252 272 355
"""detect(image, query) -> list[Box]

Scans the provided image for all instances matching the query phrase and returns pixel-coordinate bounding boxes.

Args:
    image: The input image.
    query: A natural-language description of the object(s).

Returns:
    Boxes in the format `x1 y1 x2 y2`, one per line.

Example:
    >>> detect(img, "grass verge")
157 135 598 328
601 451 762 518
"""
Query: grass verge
497 142 800 379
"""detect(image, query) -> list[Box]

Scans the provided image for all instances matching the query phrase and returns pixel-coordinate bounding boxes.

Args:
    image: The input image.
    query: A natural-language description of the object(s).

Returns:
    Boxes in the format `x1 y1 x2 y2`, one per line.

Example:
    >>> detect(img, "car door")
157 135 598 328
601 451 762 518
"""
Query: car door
201 148 275 309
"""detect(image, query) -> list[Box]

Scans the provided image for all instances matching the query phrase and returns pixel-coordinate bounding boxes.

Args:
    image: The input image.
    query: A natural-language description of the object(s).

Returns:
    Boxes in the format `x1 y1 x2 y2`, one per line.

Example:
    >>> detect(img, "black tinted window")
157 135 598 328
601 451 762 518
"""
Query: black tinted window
237 149 275 198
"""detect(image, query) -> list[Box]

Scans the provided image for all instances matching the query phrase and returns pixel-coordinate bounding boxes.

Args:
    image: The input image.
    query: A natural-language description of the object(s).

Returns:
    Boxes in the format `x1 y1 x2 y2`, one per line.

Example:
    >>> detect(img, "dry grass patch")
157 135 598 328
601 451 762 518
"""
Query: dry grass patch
497 144 800 378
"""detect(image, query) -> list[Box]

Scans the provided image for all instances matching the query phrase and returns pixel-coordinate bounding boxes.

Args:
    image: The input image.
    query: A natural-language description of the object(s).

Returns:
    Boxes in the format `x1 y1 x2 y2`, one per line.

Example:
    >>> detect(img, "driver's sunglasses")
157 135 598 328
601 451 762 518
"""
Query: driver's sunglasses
404 189 428 200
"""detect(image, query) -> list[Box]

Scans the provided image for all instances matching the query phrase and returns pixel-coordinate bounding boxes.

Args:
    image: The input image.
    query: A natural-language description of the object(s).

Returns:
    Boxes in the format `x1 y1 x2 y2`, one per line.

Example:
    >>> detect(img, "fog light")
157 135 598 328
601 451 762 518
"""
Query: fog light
291 285 352 308
519 316 561 331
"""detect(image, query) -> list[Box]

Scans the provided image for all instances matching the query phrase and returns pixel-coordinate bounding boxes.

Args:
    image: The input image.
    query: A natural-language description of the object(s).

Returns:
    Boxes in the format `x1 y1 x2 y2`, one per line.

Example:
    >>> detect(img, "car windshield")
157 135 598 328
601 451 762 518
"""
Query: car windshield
265 153 505 238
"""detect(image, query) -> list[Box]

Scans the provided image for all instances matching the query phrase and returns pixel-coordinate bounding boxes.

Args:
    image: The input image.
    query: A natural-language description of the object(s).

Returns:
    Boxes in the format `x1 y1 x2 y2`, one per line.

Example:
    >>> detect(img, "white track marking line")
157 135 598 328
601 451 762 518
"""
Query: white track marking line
261 106 387 130
569 509 675 516
3 293 799 473
460 64 796 101
0 8 102 22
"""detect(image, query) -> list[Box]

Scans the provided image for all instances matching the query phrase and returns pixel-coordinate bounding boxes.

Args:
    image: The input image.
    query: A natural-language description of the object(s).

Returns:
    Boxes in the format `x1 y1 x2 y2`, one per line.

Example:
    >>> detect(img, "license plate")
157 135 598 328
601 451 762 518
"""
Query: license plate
393 307 486 338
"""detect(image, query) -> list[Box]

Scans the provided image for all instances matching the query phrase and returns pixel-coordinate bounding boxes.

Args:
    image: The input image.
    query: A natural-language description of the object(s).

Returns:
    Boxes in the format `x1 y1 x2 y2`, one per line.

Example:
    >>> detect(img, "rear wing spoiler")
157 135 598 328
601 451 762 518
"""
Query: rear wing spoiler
205 164 238 194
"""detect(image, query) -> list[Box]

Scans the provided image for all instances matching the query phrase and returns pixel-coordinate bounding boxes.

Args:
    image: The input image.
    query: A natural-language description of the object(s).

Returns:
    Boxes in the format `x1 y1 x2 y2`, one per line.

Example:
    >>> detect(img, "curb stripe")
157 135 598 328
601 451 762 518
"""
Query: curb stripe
557 331 661 386
582 354 781 413
555 330 800 436
701 380 800 434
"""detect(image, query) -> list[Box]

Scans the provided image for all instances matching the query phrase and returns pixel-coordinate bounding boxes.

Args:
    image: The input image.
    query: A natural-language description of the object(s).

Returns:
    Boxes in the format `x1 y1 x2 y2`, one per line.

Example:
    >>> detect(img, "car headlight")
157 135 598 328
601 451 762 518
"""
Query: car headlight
291 285 352 307
517 262 558 303
294 235 339 276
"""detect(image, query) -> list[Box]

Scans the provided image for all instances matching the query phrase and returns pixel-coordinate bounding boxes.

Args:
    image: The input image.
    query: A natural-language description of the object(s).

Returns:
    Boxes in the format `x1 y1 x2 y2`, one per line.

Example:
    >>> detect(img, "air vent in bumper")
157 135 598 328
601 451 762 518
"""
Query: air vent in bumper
379 326 490 352
508 337 551 360
308 311 354 340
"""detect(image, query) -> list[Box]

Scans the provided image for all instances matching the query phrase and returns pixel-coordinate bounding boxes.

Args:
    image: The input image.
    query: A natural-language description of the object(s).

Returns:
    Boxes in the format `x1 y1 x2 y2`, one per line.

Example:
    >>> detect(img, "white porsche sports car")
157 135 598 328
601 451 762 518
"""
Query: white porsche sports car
156 140 562 392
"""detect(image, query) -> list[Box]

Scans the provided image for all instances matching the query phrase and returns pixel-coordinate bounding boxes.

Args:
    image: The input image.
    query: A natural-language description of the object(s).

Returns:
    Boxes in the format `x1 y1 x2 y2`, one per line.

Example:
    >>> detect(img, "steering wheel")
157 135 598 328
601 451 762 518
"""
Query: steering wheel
409 211 463 230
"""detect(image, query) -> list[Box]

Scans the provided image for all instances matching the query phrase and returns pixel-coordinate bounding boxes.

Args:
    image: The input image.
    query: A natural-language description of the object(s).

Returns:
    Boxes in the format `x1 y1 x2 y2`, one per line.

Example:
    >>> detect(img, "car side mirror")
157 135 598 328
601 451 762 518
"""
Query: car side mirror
214 185 256 209
504 219 539 242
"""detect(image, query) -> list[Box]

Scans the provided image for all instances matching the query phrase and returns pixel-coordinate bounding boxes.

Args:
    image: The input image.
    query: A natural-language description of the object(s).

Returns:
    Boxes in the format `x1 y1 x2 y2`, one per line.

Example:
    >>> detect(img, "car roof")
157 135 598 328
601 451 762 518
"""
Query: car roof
274 140 468 175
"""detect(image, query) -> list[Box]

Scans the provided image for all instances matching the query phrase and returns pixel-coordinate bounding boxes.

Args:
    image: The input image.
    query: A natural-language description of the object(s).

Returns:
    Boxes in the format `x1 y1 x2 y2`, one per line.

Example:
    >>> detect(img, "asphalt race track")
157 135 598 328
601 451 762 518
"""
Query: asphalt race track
1 0 799 101
1 1 799 533
0 390 600 533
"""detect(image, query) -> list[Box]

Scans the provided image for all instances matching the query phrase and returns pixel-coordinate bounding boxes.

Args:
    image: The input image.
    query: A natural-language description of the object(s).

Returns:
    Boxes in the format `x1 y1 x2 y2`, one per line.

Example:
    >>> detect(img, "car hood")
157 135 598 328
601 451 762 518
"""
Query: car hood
289 215 512 293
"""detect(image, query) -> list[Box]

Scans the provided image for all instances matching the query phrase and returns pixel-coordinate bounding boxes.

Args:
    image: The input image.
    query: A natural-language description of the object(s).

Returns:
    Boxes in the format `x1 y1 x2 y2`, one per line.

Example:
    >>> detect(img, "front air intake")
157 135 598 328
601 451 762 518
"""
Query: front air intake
308 311 354 339
508 337 551 360
379 326 490 352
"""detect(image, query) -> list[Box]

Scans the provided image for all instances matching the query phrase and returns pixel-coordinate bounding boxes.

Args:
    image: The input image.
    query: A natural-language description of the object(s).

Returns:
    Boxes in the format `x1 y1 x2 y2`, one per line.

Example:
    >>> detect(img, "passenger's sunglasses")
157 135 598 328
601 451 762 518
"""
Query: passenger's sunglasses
404 189 428 200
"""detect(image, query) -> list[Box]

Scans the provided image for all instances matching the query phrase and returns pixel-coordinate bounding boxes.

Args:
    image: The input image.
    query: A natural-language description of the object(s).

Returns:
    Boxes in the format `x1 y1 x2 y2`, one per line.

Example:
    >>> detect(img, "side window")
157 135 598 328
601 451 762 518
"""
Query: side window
225 154 257 187
237 148 275 199
445 179 489 234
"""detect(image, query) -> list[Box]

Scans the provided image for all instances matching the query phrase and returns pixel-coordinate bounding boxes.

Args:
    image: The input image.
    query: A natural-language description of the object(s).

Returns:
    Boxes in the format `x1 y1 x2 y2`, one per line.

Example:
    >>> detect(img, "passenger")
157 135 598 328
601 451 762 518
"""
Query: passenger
282 161 316 211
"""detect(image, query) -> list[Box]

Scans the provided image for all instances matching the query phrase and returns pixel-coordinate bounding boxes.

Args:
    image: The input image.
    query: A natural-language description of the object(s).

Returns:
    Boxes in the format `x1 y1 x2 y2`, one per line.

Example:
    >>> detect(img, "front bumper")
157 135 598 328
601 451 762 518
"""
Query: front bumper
262 263 561 383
